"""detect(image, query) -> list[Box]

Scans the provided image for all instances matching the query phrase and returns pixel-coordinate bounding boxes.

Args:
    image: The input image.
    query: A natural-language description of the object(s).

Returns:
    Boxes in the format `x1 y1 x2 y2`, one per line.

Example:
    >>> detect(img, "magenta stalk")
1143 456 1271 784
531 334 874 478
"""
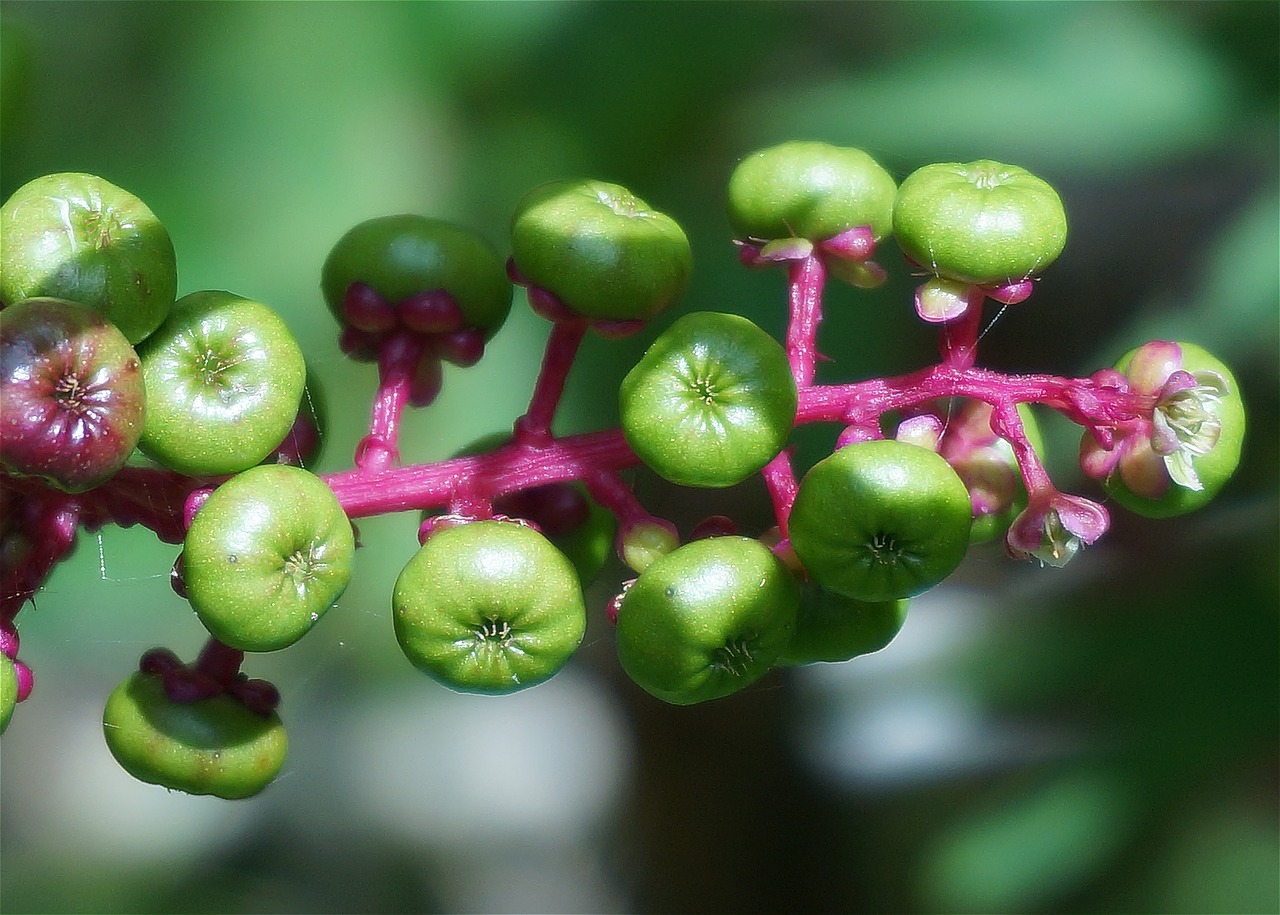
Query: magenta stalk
784 255 827 388
356 330 429 472
514 319 588 444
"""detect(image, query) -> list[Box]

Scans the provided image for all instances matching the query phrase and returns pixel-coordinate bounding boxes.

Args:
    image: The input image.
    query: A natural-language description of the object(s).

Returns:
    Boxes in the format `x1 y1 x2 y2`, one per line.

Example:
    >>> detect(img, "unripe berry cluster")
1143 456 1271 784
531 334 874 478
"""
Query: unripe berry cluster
0 143 1246 797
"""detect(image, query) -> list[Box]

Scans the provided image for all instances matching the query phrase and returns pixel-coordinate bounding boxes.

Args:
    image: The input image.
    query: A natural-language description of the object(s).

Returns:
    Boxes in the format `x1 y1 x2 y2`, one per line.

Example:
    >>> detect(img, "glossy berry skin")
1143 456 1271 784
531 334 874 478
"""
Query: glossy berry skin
620 311 797 488
777 584 908 666
137 290 306 476
615 536 799 705
892 160 1067 286
321 215 512 339
1099 342 1245 519
726 141 897 242
0 653 17 734
102 671 287 799
0 172 177 343
0 297 145 492
184 465 355 652
393 520 587 695
789 440 973 602
510 179 692 321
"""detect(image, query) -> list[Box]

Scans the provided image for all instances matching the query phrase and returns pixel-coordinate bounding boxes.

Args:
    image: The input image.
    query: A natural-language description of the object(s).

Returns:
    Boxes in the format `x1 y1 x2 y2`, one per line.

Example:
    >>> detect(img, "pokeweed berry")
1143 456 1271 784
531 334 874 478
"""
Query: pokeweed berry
789 440 973 602
892 160 1067 287
393 520 587 695
614 535 798 705
619 311 797 488
137 290 306 476
726 140 897 244
777 583 909 666
0 172 177 344
0 297 145 492
320 215 513 340
102 670 287 799
1082 341 1245 518
183 464 355 652
509 179 692 322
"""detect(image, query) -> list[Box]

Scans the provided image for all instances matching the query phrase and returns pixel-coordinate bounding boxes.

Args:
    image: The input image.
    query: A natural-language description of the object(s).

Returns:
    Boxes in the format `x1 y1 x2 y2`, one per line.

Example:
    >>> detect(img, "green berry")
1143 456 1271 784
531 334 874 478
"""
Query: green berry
727 141 897 243
777 584 908 666
102 671 286 799
138 290 306 476
615 536 798 705
789 440 973 602
620 311 797 488
184 465 355 652
510 179 692 321
321 215 512 339
393 520 587 694
0 172 177 343
1101 342 1245 518
892 160 1067 286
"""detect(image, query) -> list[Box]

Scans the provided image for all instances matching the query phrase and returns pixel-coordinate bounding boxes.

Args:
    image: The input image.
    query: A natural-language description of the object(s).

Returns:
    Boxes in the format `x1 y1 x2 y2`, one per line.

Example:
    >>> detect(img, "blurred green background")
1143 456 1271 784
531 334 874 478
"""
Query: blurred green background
1 2 1276 913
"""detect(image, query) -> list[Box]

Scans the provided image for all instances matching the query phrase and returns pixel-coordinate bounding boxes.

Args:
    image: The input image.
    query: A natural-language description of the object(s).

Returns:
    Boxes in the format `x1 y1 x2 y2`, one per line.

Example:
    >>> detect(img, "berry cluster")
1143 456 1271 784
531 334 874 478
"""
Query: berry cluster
0 142 1246 798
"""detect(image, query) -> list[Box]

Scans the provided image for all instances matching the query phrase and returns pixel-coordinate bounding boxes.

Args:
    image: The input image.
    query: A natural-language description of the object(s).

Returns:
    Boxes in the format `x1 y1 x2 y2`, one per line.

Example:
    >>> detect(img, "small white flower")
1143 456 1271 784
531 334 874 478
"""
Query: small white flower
1152 369 1228 492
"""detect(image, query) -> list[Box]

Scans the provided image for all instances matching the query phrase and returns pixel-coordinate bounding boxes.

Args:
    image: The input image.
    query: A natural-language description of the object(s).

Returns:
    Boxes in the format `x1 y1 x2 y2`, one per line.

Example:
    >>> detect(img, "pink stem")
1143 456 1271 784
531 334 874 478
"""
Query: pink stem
939 289 985 369
760 450 799 538
799 365 1155 430
514 319 588 444
785 255 827 387
990 400 1054 494
325 428 639 518
357 330 428 472
583 470 652 529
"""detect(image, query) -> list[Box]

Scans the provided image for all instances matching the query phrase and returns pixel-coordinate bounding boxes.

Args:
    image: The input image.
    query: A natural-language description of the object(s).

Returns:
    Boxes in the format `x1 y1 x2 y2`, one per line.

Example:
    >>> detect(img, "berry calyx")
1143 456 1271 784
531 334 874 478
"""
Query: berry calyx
1082 341 1245 518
